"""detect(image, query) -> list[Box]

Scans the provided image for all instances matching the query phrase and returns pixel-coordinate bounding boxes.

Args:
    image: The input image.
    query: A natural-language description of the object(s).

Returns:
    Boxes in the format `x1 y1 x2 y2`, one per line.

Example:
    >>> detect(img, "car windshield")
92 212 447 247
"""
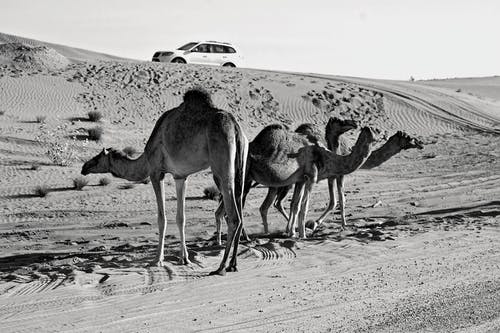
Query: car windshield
177 42 198 51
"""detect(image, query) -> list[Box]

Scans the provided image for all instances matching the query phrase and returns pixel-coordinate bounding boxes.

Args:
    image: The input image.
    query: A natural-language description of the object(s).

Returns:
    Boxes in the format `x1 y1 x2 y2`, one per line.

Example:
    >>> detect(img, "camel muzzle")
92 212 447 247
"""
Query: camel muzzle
81 165 90 175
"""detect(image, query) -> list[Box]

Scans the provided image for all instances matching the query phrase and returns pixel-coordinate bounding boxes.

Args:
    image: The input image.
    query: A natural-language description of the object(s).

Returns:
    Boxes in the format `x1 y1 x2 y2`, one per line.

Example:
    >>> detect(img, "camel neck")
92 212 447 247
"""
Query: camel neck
318 135 373 180
109 152 150 181
361 138 401 169
327 134 342 153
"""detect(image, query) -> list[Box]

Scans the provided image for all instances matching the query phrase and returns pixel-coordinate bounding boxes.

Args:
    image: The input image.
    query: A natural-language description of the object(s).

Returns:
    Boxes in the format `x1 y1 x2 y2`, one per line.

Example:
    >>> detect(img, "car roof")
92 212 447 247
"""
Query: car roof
202 41 234 46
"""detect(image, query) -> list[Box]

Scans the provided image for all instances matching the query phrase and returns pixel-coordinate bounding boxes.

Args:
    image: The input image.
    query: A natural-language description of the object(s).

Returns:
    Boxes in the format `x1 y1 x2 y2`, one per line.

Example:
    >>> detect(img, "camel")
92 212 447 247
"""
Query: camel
81 89 248 276
286 126 376 237
215 122 375 240
214 118 356 244
256 118 356 235
310 130 424 228
266 129 424 231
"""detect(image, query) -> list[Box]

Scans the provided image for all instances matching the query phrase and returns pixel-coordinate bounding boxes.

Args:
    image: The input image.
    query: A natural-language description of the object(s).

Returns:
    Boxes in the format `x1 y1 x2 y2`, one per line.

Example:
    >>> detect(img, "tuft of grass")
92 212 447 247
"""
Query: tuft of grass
0 110 5 116
139 177 150 184
88 111 103 122
99 177 111 186
120 183 135 190
73 176 89 190
203 185 220 201
34 185 50 197
36 115 47 123
30 164 40 171
87 126 103 141
456 88 462 93
122 146 137 157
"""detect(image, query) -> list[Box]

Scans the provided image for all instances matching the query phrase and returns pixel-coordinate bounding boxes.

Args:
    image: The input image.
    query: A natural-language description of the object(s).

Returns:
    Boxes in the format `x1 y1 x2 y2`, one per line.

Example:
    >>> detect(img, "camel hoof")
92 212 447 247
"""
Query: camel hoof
305 220 318 231
226 265 238 272
178 257 192 265
151 260 164 267
241 236 251 243
209 268 227 276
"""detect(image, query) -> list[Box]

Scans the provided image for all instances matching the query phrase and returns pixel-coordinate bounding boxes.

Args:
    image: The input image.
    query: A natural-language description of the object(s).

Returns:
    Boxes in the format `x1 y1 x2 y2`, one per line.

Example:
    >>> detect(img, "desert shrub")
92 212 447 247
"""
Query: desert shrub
73 176 89 190
35 124 80 166
139 177 150 184
0 110 5 115
203 185 220 201
36 115 47 123
87 111 103 122
120 183 135 190
99 177 111 186
122 146 137 157
87 127 103 141
34 185 50 197
456 88 462 93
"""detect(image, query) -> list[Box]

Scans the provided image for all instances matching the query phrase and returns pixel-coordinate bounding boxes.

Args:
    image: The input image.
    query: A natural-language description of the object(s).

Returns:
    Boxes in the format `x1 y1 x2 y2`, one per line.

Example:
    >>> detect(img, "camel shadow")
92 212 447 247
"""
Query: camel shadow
0 239 231 283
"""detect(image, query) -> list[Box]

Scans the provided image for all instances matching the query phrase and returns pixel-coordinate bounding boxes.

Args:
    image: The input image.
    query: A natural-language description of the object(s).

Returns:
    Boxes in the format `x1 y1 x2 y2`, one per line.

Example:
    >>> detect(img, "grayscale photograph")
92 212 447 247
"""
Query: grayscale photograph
0 0 499 332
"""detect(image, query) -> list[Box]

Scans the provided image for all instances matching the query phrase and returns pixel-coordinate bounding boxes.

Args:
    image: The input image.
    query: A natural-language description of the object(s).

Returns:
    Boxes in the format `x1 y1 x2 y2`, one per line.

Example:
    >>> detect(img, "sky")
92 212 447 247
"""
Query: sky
1 0 499 80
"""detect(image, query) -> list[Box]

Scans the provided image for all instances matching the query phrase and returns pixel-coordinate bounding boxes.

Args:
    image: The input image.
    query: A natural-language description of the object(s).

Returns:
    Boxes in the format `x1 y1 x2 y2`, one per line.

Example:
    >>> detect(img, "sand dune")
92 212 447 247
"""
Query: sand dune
0 36 499 332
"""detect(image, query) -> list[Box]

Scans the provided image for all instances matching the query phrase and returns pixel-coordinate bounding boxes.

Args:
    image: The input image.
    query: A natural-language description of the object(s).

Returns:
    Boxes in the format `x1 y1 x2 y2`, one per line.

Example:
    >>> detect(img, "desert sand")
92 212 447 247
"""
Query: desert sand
0 33 499 332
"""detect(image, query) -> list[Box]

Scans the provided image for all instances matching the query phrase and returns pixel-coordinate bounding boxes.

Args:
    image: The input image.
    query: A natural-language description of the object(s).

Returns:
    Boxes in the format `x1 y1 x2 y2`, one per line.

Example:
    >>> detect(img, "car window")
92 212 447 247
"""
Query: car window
177 42 198 51
212 44 225 53
223 46 236 54
192 44 210 53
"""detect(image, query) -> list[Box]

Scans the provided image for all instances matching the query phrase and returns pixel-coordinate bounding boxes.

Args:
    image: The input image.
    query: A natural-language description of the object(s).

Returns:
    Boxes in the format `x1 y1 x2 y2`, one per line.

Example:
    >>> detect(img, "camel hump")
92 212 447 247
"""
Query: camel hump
183 88 213 110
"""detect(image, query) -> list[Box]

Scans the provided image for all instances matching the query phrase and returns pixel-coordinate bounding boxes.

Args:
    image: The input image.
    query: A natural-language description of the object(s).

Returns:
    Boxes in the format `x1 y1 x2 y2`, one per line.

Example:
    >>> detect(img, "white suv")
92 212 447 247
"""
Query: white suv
152 41 243 67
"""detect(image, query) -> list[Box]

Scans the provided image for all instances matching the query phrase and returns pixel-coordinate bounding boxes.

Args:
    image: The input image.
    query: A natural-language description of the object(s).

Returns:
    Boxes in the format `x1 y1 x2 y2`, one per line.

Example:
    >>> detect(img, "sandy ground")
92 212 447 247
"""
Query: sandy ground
0 34 499 332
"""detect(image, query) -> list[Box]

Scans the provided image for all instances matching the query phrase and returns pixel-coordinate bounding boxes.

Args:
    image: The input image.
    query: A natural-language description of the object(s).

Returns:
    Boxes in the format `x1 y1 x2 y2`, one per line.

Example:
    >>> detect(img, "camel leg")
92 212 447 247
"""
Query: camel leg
260 187 278 234
287 182 305 238
274 185 291 221
238 176 253 242
297 181 313 238
215 200 224 246
228 216 244 272
337 175 347 229
175 178 191 265
210 186 241 275
315 177 337 227
150 174 167 266
214 189 250 246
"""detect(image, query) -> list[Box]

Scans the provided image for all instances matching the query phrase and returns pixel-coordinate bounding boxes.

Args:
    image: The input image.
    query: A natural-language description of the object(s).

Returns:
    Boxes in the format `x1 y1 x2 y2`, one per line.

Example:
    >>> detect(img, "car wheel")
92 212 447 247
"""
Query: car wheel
222 63 236 67
171 58 186 64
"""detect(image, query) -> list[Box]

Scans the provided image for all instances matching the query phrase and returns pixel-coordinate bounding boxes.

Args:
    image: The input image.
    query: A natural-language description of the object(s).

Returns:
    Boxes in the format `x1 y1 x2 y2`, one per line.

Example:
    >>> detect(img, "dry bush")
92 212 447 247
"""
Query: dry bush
88 111 103 122
120 183 135 190
139 177 150 184
36 115 47 123
35 124 79 166
99 177 111 186
34 185 50 197
122 146 137 157
87 127 103 141
203 185 220 201
73 176 89 190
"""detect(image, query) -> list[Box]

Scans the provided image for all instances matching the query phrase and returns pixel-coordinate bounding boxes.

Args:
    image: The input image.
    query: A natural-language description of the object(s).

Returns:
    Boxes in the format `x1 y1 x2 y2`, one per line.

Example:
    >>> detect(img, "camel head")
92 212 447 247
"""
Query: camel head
295 123 322 144
326 117 357 135
393 131 424 150
358 126 376 145
81 148 111 175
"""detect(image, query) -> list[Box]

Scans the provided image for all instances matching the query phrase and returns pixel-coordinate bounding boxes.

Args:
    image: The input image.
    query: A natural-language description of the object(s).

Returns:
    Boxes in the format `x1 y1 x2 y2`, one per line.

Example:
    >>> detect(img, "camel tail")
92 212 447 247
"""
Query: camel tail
234 122 249 218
